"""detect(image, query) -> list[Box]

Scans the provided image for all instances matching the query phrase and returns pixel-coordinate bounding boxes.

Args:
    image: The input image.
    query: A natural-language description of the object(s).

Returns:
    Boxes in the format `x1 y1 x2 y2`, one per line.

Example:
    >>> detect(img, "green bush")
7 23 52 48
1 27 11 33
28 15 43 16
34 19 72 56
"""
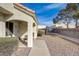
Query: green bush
37 30 43 36
0 37 18 56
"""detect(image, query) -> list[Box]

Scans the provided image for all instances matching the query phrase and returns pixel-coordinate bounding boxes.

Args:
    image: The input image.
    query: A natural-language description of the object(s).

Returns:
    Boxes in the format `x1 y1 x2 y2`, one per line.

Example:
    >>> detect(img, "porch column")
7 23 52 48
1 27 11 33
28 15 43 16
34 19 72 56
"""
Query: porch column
0 21 6 37
28 20 33 47
34 26 37 39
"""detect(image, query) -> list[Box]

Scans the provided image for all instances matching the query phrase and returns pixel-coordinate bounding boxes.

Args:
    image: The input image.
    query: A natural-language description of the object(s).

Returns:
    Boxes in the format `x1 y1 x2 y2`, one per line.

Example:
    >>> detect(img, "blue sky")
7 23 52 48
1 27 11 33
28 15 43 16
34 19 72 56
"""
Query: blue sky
21 3 67 26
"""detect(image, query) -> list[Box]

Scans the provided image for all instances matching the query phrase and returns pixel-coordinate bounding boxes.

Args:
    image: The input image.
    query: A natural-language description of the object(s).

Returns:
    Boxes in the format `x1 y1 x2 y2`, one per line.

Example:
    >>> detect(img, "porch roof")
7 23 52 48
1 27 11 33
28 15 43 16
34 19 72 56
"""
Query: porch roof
0 7 13 19
13 3 35 14
13 3 38 24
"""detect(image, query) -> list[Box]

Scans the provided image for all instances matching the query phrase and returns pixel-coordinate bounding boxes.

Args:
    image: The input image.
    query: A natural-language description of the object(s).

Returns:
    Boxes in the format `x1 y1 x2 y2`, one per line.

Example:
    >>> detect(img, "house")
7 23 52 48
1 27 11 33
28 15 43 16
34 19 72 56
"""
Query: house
0 3 38 47
54 22 75 29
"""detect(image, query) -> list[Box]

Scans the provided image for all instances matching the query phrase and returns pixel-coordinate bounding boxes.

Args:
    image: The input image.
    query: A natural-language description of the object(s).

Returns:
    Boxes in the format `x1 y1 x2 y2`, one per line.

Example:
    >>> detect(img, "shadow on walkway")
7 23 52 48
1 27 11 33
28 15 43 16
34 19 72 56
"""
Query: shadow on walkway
19 38 27 47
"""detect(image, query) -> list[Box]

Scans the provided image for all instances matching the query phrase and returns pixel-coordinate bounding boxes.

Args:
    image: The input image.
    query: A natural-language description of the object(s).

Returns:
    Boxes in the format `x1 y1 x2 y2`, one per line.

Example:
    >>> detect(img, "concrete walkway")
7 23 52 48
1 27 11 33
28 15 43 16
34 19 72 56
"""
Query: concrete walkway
29 40 50 56
12 41 31 56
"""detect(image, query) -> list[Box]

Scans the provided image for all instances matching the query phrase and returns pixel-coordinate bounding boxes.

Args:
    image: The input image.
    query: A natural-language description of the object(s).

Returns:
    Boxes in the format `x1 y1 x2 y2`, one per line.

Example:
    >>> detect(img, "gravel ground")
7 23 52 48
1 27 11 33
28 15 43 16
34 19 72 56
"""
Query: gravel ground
41 35 79 56
0 38 18 56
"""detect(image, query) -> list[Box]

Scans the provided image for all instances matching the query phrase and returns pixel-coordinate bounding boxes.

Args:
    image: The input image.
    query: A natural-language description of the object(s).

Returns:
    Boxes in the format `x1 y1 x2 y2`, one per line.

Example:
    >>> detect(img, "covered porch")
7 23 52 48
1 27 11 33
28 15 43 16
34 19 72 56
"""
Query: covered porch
0 4 37 47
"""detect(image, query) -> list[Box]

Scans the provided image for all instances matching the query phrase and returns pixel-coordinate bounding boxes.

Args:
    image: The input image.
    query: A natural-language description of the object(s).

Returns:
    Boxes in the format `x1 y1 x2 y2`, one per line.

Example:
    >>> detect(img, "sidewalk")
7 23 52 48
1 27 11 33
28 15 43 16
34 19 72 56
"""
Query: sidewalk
28 39 50 56
52 33 79 45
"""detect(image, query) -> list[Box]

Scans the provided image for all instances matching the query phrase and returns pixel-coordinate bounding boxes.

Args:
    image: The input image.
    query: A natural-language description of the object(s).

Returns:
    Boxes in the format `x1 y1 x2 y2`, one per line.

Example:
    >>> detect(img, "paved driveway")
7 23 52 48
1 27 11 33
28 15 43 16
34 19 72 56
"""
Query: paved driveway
12 34 79 56
40 34 79 56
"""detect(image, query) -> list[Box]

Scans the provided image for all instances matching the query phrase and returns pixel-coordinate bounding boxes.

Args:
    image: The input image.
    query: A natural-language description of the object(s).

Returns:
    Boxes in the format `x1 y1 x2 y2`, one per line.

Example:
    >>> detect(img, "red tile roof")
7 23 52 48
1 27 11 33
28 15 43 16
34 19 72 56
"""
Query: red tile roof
13 3 35 14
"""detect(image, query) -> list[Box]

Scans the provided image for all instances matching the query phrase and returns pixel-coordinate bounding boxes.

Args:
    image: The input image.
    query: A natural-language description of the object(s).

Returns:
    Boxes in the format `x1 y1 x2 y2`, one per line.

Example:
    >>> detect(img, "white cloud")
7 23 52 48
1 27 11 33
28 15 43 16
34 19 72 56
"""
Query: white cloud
41 20 53 26
45 3 64 10
38 25 46 29
36 4 67 26
37 3 65 13
37 14 57 26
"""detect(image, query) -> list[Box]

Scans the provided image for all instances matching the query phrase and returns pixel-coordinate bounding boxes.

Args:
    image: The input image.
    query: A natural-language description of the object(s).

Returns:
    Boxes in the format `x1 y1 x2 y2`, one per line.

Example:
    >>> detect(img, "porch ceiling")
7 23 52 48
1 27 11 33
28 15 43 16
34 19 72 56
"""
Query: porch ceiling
6 14 31 22
8 20 28 23
0 7 13 19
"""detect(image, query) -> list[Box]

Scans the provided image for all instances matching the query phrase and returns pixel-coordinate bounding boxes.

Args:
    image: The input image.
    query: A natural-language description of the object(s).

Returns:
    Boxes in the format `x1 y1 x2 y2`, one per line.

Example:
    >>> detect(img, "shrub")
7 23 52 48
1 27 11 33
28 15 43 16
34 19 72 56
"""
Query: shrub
0 37 18 56
37 30 43 36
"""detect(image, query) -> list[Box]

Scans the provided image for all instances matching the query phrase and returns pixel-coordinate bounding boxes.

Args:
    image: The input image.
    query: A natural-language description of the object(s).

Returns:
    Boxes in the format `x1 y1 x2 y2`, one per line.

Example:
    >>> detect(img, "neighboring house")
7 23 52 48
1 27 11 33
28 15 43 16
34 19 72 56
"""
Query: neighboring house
0 3 38 47
53 16 77 29
54 23 67 28
54 23 76 28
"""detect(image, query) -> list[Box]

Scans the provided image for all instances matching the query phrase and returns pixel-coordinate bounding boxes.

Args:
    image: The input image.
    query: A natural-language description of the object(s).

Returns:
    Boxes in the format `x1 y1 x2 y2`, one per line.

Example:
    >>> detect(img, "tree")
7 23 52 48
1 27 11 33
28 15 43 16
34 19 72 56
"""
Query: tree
66 3 78 28
66 3 78 12
53 3 78 29
53 16 59 24
73 12 79 28
53 18 57 24
53 9 70 28
60 9 70 28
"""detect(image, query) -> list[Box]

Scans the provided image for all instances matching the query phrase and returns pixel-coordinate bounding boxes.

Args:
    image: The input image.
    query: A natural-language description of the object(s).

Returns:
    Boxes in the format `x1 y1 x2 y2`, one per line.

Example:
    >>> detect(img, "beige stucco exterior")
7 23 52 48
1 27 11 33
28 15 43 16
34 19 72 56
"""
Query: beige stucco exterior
0 3 38 47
